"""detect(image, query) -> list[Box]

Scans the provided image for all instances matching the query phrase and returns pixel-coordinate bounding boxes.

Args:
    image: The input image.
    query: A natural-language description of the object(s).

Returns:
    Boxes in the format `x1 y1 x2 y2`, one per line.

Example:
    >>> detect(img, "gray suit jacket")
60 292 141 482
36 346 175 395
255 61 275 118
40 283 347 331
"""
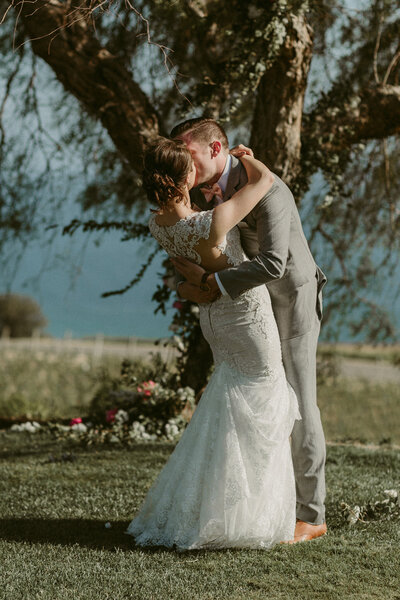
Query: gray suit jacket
190 156 327 340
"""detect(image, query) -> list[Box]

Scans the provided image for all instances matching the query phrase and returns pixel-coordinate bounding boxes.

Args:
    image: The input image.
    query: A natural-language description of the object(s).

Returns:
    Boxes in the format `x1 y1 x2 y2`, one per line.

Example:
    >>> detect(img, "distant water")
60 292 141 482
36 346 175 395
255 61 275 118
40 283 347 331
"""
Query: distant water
1 202 399 342
1 226 172 339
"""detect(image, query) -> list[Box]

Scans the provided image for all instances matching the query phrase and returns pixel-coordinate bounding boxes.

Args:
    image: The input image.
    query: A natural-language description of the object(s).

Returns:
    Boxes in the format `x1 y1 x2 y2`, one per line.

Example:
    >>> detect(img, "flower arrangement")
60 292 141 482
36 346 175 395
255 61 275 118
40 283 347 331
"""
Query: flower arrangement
7 355 196 445
72 357 195 444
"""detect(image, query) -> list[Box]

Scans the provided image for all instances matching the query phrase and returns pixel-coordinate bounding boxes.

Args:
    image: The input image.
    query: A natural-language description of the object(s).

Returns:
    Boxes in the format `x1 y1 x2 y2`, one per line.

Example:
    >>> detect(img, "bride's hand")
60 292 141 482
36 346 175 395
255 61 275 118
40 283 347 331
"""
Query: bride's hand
171 257 205 285
230 144 254 158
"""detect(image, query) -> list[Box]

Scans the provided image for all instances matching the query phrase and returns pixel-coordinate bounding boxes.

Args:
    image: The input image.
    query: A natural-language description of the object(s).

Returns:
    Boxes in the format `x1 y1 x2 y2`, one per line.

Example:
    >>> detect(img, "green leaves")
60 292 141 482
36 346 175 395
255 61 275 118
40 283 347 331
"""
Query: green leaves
341 489 400 525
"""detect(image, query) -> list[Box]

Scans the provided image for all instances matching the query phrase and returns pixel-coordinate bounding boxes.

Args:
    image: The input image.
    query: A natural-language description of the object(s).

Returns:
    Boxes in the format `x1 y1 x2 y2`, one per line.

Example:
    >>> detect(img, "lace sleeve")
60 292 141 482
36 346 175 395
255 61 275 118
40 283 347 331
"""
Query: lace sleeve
148 210 213 264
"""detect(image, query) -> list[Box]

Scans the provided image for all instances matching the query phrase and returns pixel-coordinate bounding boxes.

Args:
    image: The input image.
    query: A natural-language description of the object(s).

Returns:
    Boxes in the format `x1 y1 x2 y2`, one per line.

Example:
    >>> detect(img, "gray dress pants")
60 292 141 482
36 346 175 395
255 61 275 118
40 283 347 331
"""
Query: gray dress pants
280 278 326 525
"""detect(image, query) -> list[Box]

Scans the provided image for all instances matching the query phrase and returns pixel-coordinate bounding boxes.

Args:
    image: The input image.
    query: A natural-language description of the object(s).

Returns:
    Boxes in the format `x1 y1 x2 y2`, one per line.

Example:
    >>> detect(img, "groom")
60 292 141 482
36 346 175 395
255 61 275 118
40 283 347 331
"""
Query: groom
170 117 327 543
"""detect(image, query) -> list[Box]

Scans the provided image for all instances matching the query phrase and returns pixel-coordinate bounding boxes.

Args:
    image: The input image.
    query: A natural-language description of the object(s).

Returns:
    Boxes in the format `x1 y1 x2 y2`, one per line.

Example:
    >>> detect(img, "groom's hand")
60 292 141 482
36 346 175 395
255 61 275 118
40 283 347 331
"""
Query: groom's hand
177 281 220 304
172 257 222 303
171 257 205 286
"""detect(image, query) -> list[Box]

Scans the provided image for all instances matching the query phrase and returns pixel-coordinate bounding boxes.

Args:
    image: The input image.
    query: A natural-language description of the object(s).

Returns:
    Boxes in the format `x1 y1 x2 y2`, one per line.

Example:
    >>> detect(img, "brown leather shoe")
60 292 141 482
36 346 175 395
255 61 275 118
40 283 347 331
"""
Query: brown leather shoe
287 520 327 544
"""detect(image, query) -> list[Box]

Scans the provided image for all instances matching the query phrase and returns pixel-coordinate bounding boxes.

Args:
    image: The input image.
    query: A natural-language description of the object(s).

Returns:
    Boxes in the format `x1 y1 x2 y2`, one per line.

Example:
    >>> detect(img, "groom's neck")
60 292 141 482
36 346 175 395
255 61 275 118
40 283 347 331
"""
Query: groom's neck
207 153 229 186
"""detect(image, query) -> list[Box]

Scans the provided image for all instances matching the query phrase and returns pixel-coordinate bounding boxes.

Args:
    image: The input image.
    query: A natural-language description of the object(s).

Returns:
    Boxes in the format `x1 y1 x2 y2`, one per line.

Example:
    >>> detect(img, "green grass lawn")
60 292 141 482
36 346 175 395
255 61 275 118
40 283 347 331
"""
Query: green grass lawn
318 379 400 445
1 346 399 598
0 432 399 600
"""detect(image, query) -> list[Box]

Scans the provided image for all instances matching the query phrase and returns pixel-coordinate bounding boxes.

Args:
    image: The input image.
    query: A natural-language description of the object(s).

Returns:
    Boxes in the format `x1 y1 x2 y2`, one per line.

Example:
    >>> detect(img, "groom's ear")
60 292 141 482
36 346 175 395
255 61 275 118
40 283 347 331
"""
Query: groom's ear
210 141 222 157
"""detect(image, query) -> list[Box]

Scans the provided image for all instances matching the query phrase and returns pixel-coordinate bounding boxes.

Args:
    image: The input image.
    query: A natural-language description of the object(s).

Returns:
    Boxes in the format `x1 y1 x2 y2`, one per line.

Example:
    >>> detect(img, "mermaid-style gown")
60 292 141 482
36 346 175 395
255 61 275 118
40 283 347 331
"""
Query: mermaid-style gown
126 209 300 549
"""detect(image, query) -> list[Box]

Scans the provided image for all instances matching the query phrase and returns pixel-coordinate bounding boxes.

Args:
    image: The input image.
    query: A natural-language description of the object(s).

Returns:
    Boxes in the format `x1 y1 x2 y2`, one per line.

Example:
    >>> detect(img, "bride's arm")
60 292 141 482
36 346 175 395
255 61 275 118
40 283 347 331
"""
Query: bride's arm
209 156 274 244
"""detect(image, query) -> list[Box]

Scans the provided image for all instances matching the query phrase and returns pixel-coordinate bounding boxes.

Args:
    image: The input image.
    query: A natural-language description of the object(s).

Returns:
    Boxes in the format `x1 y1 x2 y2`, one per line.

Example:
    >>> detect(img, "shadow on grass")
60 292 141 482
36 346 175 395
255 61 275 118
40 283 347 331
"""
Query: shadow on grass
0 435 175 461
0 518 170 553
0 440 69 460
0 518 258 555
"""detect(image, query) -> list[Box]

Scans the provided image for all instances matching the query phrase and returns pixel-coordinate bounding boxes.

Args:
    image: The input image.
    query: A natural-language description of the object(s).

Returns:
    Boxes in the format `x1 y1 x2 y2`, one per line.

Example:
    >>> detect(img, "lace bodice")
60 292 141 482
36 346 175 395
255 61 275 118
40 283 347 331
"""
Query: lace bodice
148 209 246 267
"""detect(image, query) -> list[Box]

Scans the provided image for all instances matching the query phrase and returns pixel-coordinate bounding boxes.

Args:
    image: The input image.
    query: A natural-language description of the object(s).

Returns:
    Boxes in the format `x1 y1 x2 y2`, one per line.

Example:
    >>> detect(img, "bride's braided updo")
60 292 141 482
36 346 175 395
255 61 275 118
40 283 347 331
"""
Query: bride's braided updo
142 136 193 207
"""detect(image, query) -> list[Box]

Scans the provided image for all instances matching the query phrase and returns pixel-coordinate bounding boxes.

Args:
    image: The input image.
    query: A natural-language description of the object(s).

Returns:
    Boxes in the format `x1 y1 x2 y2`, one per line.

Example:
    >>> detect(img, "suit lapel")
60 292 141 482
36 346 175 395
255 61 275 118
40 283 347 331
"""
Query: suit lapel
224 156 246 200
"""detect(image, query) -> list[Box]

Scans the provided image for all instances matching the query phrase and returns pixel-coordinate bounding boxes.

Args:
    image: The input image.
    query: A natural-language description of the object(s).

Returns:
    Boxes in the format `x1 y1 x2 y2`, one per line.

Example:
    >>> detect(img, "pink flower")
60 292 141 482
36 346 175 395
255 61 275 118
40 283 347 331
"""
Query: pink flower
173 300 183 310
106 408 118 423
69 417 82 426
137 381 156 396
143 380 156 389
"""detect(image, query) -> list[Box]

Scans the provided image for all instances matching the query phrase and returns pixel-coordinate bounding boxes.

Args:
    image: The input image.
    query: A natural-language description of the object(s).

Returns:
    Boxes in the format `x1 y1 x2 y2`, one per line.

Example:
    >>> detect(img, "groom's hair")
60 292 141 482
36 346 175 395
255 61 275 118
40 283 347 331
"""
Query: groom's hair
170 118 229 152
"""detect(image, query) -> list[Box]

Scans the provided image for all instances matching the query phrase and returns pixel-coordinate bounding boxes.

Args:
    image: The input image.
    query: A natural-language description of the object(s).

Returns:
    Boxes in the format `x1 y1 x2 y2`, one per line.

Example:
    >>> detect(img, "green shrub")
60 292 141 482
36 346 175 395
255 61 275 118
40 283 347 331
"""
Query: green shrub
0 293 47 337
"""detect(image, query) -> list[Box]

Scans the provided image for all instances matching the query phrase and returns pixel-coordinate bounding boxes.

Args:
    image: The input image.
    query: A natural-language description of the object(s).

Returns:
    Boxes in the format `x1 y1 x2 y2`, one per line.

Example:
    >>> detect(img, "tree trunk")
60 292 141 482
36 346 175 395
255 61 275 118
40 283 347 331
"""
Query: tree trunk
250 14 313 185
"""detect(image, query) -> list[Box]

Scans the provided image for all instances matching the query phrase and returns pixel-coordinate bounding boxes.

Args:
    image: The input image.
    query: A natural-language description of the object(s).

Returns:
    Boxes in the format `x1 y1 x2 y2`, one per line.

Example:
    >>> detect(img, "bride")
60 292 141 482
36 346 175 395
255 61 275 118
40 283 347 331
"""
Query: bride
126 136 300 550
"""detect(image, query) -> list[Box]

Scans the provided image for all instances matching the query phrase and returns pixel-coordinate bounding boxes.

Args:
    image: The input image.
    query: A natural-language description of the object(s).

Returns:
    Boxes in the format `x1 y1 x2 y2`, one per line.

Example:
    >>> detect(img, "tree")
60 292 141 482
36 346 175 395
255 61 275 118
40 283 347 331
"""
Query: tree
0 293 47 337
0 0 399 387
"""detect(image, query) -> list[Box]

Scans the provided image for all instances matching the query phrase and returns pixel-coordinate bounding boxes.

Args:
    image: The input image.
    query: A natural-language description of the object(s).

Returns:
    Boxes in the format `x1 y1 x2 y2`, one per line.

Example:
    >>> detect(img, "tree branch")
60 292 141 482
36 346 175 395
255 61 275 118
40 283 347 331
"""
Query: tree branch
304 84 400 154
16 0 161 171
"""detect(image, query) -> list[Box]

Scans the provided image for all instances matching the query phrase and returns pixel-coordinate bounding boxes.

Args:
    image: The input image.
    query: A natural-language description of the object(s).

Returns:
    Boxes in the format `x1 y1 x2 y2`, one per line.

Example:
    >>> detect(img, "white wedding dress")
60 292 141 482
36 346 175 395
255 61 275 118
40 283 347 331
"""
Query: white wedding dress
126 209 300 550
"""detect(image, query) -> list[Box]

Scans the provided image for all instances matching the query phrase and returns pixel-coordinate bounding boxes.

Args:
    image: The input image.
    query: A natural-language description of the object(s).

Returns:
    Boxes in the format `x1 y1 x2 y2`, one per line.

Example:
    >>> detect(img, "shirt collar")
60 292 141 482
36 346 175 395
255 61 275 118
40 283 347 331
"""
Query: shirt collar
216 154 232 194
